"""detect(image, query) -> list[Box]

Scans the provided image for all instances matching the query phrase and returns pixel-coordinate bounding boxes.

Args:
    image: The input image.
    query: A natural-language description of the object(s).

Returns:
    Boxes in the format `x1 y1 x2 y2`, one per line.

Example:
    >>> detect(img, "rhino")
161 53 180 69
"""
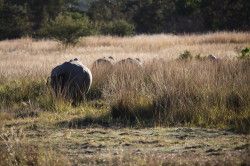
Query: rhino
116 58 143 67
50 58 92 104
92 56 115 70
207 54 219 61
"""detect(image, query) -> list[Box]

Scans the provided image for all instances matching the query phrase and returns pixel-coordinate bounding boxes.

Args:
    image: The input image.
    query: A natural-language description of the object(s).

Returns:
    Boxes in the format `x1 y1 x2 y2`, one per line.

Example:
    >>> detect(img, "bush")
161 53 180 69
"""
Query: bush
178 50 193 60
101 20 135 36
39 12 93 46
238 47 250 59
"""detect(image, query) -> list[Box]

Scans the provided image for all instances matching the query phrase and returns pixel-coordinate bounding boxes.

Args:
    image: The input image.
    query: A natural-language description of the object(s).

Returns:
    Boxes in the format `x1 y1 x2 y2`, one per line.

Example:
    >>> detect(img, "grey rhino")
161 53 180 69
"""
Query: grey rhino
92 56 115 70
116 58 143 67
207 54 219 61
50 58 92 104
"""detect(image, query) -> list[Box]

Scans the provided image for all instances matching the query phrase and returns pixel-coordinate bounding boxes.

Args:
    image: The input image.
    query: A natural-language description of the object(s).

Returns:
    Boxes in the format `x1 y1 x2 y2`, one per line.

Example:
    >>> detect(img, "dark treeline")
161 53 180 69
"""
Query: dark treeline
89 0 250 33
0 0 249 41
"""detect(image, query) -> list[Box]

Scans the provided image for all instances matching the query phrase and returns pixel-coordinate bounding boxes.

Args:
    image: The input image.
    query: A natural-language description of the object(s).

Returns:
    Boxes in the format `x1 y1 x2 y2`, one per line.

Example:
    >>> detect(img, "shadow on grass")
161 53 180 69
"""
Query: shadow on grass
57 114 111 128
56 111 156 129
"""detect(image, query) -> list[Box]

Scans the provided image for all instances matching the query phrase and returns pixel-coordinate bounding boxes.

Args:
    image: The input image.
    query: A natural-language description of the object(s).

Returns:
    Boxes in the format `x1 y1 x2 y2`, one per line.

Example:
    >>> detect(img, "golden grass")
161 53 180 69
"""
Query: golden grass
0 127 70 166
0 32 249 133
0 32 250 165
0 32 249 79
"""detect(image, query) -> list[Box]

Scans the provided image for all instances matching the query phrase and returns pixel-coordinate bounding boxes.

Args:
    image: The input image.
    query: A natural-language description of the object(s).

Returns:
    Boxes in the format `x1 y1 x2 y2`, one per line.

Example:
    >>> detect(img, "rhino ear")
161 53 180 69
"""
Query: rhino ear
74 58 78 61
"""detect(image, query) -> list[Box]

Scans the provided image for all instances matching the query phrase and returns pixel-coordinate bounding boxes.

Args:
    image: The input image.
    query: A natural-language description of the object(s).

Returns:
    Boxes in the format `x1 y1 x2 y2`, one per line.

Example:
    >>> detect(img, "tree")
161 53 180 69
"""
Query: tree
134 0 171 33
39 12 92 45
0 2 31 40
88 0 125 22
201 0 250 31
101 20 135 36
0 0 79 40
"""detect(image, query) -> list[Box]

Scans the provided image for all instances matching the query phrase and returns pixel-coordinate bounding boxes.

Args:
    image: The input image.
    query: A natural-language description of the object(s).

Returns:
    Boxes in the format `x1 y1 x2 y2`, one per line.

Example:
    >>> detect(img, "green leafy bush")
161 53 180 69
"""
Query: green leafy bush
178 50 193 60
238 47 250 59
39 12 93 45
101 20 135 36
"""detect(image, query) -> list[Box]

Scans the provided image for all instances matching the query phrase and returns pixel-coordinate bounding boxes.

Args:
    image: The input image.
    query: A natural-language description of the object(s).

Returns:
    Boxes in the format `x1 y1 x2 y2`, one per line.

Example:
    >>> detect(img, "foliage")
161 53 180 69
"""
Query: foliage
101 20 135 36
0 3 31 40
238 47 250 59
200 0 250 31
195 54 202 60
88 0 125 21
178 50 193 60
39 13 93 45
88 0 249 33
0 0 249 39
0 0 78 40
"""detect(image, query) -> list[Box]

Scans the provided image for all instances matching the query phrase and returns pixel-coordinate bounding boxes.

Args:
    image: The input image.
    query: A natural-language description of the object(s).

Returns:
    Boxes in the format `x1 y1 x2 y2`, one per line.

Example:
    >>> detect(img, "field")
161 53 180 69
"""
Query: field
0 32 249 165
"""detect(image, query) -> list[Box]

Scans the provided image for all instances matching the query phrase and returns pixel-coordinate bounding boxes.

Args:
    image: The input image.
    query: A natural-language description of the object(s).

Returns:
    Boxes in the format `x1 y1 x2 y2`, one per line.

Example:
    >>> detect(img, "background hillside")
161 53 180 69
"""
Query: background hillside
0 0 249 41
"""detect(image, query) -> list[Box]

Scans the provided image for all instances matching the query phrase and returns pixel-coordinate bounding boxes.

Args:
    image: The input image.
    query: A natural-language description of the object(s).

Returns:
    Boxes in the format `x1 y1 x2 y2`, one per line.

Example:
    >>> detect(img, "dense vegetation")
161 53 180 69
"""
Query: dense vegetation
0 0 249 42
1 57 249 133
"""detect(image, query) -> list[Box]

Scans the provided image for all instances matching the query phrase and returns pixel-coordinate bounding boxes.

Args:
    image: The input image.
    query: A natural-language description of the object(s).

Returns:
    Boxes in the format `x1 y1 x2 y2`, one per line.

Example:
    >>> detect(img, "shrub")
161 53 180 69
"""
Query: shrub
238 47 250 59
101 20 135 36
195 54 202 60
178 50 193 60
39 12 93 46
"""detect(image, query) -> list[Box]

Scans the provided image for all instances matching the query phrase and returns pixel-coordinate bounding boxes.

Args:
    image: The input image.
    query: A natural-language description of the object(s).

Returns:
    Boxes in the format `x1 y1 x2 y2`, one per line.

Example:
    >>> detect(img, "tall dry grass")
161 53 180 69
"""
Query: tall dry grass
0 32 249 132
93 59 249 131
0 127 70 166
0 32 249 79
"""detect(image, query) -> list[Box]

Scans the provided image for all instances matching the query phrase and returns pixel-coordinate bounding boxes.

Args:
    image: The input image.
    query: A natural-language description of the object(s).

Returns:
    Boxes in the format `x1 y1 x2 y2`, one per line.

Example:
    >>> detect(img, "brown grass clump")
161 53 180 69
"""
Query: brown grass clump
101 59 250 131
0 126 71 166
0 111 14 128
111 91 154 123
0 143 70 166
